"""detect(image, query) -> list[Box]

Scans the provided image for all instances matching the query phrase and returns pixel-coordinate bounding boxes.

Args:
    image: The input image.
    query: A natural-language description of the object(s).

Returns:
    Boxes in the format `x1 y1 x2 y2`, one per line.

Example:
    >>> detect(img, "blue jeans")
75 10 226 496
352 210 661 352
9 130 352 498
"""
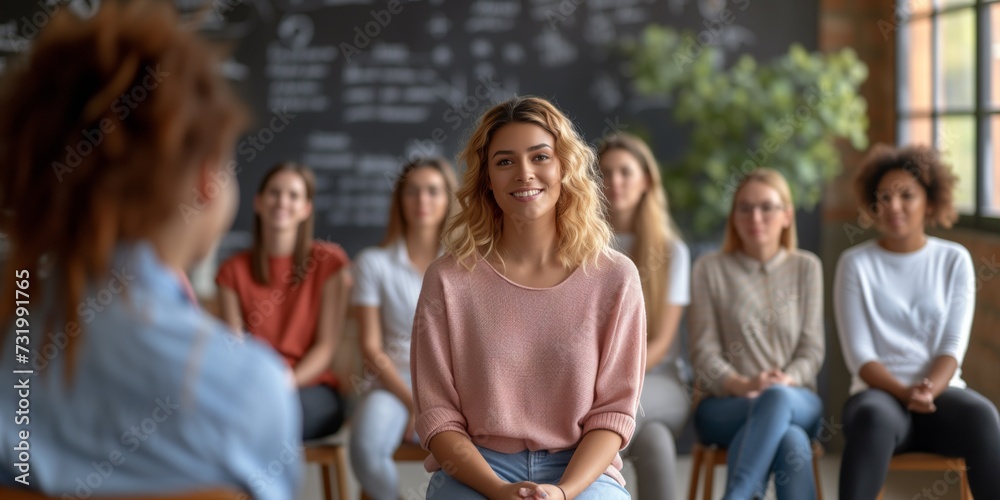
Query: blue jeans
694 385 822 500
425 446 630 499
349 386 418 500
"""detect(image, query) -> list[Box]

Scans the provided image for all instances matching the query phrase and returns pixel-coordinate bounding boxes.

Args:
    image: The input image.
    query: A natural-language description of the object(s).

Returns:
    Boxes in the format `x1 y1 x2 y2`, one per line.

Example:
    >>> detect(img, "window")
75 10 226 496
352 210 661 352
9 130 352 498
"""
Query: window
897 0 1000 230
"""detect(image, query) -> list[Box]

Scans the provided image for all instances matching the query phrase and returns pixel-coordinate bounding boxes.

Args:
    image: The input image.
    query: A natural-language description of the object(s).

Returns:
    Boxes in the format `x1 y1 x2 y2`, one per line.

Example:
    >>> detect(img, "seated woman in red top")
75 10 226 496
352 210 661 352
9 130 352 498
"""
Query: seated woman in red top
216 162 352 440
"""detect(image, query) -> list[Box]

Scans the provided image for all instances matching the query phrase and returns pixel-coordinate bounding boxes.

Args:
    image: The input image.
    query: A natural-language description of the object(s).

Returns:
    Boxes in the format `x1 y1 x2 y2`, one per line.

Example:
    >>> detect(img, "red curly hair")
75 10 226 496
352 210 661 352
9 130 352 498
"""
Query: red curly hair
0 1 248 375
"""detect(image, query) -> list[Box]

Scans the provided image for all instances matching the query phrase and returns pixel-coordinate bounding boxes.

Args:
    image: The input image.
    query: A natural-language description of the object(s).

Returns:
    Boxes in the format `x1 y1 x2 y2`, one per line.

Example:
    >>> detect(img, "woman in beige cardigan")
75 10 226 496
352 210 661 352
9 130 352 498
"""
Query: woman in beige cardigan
689 168 825 500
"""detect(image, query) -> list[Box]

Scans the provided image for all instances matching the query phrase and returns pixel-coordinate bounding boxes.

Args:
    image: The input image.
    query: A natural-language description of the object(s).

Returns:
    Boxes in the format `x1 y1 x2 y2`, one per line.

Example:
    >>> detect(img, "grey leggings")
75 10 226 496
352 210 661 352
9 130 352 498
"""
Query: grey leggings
622 367 690 500
840 387 1000 500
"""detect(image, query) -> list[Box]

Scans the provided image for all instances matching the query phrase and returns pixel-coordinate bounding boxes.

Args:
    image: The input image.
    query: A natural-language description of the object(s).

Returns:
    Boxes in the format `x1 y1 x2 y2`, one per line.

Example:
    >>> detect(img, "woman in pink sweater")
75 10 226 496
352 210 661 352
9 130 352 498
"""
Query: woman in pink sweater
410 96 646 500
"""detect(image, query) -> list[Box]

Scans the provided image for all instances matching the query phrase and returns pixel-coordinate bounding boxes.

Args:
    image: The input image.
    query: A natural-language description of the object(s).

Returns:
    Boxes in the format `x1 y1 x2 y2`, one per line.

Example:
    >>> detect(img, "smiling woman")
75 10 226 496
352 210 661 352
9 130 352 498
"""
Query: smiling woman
835 144 1000 499
411 96 646 500
444 96 611 275
216 162 352 441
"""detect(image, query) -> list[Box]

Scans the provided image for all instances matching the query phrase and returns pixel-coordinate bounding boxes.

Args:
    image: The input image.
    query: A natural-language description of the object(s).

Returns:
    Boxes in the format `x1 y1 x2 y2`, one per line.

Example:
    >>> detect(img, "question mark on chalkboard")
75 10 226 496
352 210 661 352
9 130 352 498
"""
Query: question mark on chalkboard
278 14 313 50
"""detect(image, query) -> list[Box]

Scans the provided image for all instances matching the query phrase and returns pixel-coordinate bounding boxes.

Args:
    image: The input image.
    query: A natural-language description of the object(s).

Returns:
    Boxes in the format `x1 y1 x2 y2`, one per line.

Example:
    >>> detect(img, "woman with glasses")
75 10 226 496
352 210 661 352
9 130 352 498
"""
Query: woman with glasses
689 168 825 500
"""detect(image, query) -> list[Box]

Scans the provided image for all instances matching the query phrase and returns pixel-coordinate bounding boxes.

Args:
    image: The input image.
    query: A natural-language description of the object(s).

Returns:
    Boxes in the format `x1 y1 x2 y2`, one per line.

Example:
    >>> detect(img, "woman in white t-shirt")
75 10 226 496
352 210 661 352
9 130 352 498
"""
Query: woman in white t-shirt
348 157 457 500
835 144 1000 499
598 133 690 500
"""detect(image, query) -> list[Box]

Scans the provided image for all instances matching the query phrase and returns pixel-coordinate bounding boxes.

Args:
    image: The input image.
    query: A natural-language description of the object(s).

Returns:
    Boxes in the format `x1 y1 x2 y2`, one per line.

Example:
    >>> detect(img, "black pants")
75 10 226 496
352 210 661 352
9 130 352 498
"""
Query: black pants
839 388 1000 500
299 384 345 441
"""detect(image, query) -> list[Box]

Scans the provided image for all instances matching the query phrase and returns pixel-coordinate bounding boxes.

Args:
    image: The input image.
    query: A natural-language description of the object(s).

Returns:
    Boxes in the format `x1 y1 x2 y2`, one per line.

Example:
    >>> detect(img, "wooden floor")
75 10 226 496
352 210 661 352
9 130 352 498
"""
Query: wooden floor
298 451 971 500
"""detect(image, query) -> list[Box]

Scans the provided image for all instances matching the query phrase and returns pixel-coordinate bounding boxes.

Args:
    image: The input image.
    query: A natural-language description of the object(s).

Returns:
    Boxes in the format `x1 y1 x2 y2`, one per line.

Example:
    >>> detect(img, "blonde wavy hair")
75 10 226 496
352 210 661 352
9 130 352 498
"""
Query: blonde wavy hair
597 133 683 341
444 96 612 271
721 168 798 253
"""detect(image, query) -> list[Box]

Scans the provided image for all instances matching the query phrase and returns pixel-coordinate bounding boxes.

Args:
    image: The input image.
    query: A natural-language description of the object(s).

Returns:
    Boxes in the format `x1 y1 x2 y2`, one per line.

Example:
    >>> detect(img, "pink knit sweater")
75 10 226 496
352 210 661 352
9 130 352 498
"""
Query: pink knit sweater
410 250 646 486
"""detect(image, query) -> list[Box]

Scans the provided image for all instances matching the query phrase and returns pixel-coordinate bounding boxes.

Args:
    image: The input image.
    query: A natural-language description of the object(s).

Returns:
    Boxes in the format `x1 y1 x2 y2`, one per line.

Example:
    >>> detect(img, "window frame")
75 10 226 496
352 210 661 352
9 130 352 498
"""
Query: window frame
896 0 1000 232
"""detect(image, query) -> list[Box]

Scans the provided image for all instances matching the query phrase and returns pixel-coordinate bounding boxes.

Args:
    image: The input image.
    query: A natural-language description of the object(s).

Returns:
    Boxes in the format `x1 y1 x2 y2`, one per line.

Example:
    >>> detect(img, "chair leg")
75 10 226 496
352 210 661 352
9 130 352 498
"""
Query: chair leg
813 449 823 500
688 444 704 500
321 464 334 500
960 468 972 500
335 445 350 500
703 448 716 500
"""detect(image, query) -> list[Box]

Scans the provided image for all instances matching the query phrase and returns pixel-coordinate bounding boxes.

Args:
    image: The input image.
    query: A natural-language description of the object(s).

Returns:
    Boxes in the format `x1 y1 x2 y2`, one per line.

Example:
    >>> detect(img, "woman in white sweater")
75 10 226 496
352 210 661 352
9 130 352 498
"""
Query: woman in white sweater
834 144 1000 499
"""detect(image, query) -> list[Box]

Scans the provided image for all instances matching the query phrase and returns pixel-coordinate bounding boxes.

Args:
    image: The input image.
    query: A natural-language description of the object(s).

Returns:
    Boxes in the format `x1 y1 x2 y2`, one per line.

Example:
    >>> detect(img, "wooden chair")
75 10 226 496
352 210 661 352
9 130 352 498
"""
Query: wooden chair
359 442 431 500
878 453 971 500
687 441 825 500
0 487 245 499
305 441 351 500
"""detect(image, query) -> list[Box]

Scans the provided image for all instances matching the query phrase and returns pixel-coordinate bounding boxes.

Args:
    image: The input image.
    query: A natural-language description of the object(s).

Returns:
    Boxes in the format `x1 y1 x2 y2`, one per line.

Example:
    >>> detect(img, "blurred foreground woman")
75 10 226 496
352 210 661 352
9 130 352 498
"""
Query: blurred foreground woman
0 2 301 498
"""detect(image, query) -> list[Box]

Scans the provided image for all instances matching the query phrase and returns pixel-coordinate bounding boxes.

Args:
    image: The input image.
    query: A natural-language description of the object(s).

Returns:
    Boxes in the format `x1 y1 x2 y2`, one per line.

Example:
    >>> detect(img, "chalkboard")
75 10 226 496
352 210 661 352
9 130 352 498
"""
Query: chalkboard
0 0 819 258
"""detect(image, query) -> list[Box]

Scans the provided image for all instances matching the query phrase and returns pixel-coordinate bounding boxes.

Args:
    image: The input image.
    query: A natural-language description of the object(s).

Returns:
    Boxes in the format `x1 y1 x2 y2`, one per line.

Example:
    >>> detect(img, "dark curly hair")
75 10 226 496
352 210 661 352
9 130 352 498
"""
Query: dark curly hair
853 144 959 228
0 1 248 375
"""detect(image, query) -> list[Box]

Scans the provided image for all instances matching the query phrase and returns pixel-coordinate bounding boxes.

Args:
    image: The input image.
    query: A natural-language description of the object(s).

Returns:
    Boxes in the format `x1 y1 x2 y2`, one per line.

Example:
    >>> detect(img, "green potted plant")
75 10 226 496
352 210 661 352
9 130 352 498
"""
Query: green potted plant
623 25 870 238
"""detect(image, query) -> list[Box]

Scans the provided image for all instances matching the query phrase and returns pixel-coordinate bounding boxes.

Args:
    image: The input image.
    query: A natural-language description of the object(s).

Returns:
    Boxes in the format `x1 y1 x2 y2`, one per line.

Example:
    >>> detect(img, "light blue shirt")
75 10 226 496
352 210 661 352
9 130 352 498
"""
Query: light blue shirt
1 242 301 499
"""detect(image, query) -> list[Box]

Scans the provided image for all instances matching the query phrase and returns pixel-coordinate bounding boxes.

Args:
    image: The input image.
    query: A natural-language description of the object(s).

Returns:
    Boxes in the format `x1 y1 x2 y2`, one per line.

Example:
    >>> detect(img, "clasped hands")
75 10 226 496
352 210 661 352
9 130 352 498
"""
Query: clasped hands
494 482 567 500
731 368 796 398
903 378 937 414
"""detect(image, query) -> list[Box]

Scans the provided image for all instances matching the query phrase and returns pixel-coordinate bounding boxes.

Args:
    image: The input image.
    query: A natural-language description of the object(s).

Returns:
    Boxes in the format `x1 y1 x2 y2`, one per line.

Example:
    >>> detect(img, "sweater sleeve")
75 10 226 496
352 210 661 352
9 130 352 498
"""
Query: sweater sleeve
410 262 470 449
784 254 826 386
937 247 975 362
582 264 646 449
688 256 736 397
834 252 879 377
